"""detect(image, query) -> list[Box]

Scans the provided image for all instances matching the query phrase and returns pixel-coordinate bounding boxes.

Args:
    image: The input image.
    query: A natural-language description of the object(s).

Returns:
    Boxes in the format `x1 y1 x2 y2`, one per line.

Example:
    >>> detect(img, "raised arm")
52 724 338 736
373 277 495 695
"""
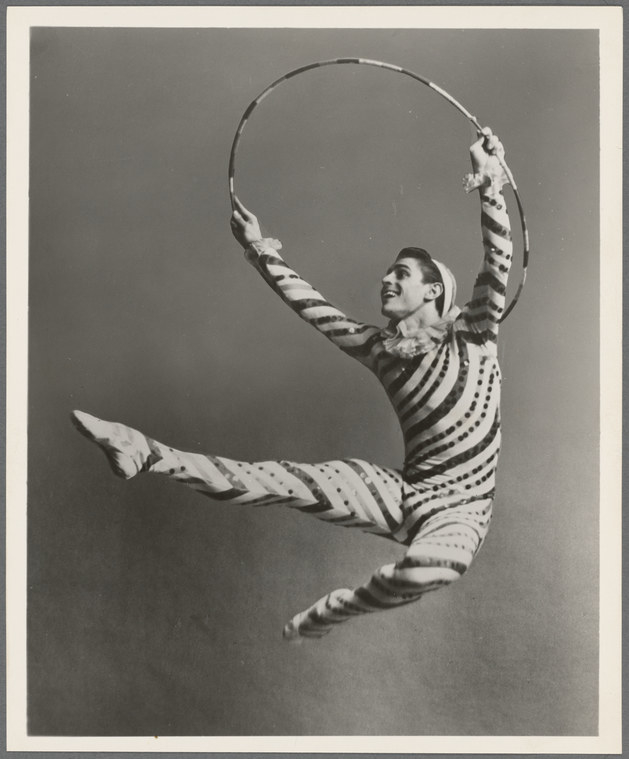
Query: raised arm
462 129 514 345
230 199 381 368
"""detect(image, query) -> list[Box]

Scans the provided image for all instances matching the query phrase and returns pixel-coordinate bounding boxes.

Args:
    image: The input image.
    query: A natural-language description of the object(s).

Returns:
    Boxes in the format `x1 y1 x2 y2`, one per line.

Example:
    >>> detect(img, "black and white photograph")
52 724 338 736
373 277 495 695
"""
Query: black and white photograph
6 5 622 752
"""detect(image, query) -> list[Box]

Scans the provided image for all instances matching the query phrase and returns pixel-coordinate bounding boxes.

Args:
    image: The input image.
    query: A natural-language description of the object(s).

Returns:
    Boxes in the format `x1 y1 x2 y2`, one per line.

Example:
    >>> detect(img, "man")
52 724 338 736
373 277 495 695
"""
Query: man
72 128 512 640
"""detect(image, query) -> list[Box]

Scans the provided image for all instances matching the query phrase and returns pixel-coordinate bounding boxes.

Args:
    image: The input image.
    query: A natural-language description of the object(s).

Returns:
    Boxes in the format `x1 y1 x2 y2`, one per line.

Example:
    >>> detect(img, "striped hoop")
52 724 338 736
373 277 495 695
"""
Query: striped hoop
229 58 528 322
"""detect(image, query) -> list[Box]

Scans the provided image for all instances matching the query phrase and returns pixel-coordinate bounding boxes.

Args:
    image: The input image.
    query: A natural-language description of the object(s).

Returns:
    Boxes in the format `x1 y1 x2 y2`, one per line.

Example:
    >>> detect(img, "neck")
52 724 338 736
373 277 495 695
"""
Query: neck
397 303 441 333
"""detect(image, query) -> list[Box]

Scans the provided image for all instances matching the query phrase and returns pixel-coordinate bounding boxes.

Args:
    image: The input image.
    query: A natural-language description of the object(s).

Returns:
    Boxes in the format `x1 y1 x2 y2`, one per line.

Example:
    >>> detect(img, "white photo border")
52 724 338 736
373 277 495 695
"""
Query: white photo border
6 5 622 753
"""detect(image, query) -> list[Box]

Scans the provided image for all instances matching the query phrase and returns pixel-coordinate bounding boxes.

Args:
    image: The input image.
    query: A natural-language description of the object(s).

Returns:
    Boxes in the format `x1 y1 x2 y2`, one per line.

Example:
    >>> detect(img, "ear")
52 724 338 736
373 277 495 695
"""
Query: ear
425 282 444 302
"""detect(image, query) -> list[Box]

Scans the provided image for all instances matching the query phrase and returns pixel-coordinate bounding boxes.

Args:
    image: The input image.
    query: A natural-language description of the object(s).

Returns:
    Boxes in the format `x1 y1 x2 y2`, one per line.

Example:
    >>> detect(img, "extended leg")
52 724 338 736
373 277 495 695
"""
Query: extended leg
70 410 404 533
283 498 492 639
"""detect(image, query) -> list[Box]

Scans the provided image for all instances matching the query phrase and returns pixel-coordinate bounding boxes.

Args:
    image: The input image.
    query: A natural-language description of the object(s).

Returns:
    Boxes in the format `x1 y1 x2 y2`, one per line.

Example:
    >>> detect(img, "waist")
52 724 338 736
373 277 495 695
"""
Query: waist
402 409 502 476
403 445 501 486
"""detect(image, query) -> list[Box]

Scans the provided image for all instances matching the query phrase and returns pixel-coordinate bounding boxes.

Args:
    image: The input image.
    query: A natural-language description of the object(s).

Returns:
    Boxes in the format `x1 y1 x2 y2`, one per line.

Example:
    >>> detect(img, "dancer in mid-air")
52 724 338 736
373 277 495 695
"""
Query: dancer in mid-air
72 128 513 640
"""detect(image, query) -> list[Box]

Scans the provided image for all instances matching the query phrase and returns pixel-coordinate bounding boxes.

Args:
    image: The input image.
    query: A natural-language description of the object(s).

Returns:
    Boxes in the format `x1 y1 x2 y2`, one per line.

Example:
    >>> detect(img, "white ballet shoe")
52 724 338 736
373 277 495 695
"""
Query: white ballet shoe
70 410 153 480
282 620 303 644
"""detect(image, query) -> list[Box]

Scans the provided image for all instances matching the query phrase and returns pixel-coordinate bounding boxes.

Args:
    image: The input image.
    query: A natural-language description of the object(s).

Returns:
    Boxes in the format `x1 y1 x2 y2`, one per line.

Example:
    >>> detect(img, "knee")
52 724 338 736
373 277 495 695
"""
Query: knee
399 553 470 577
389 556 468 597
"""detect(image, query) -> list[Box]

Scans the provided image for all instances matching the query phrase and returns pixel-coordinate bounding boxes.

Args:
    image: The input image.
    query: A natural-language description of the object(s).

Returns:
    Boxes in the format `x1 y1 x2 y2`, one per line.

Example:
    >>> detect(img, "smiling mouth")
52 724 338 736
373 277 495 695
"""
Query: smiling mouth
381 289 400 300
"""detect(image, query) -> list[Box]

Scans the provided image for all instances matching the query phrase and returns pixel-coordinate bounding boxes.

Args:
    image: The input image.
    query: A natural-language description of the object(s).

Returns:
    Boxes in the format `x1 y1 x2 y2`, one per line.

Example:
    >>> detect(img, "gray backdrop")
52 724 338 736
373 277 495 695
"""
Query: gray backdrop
28 27 599 735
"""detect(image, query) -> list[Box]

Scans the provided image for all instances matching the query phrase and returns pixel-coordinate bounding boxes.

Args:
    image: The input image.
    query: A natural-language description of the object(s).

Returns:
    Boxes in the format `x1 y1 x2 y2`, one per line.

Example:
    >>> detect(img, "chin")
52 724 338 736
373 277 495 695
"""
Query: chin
381 303 400 320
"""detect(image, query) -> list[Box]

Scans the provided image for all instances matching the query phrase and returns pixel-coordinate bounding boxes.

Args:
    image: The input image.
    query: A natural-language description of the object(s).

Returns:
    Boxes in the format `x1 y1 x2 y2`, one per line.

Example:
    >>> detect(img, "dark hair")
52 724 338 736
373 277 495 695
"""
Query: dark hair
396 247 445 315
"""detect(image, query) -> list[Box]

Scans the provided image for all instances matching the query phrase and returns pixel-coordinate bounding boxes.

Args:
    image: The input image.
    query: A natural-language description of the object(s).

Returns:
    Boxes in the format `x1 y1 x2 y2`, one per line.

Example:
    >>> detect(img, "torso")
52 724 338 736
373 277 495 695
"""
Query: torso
373 314 502 498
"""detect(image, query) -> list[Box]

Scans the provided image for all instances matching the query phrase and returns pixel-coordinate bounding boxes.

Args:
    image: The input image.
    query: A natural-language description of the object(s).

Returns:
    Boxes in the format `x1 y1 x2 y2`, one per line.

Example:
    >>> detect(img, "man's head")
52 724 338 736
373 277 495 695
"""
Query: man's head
381 247 455 323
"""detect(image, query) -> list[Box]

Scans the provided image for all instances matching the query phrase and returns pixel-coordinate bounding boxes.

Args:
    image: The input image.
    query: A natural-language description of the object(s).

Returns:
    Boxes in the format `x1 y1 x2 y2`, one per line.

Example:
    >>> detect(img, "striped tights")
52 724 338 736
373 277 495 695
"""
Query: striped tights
72 411 491 639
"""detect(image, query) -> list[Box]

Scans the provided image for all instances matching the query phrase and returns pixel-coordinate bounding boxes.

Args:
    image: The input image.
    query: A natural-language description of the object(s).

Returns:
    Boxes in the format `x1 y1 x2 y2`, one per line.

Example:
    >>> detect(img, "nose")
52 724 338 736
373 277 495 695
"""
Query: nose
382 271 394 286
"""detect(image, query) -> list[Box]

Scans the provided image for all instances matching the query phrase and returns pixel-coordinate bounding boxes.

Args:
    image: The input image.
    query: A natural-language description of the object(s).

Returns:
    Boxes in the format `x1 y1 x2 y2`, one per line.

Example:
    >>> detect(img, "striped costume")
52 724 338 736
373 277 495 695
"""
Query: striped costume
73 181 512 639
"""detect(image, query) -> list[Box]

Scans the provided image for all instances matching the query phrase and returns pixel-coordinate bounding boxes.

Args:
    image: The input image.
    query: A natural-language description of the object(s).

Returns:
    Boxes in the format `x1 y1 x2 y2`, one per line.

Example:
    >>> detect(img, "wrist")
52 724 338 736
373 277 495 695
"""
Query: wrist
463 170 508 197
244 237 283 261
243 236 263 248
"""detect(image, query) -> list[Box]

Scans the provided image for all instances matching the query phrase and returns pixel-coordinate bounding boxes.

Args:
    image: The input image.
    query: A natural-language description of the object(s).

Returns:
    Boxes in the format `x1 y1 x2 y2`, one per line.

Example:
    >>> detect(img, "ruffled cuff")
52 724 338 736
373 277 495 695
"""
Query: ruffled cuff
244 237 283 263
462 167 509 197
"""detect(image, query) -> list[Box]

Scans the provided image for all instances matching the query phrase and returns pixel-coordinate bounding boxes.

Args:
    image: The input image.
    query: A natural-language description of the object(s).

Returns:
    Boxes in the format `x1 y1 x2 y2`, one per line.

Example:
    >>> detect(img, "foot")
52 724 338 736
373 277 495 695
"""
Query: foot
282 620 303 644
70 410 154 479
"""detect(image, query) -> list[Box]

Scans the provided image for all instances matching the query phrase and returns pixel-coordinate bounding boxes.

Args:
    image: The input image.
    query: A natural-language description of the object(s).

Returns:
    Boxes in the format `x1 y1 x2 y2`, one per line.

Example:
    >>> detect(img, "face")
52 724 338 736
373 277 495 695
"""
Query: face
380 257 439 321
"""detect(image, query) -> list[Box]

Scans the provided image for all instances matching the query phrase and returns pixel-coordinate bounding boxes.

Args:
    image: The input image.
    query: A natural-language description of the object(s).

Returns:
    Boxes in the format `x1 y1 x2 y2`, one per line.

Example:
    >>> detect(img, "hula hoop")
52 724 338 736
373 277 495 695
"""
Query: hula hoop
229 58 529 322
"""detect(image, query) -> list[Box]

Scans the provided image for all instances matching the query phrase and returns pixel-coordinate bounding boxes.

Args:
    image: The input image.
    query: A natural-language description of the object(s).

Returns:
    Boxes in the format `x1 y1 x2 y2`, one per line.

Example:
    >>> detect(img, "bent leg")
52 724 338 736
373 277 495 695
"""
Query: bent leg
284 498 492 639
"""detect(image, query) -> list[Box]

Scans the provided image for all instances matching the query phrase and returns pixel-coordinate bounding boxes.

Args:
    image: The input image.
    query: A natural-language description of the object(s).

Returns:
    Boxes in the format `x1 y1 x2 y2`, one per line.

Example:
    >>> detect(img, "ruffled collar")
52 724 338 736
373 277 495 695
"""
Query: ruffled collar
380 307 461 359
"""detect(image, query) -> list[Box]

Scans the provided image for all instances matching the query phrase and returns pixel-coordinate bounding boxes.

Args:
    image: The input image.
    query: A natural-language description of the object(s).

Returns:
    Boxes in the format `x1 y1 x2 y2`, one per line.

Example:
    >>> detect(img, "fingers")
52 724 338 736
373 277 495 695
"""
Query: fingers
485 135 501 155
231 208 253 229
472 126 491 148
233 196 255 221
473 126 505 157
480 127 502 154
230 214 242 235
469 135 486 162
471 126 490 155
